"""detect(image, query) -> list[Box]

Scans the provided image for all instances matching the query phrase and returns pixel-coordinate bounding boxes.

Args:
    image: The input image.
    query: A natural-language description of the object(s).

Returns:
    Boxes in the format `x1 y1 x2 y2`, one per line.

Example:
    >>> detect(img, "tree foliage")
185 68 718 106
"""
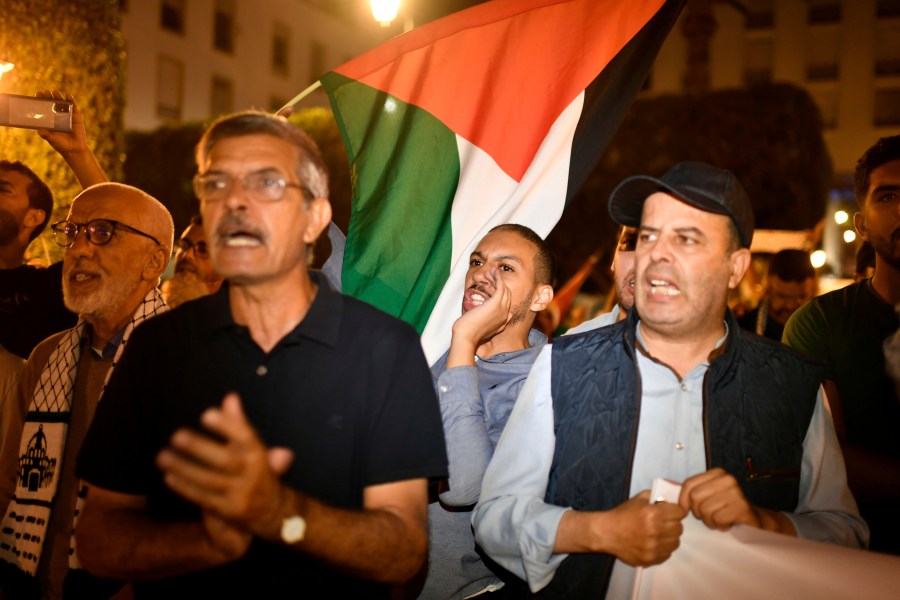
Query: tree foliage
124 123 207 233
548 83 833 293
0 0 124 264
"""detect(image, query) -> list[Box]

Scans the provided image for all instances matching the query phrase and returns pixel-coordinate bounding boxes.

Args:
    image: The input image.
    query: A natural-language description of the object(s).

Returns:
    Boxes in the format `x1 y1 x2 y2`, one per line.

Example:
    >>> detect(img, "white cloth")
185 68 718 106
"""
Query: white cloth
636 515 900 600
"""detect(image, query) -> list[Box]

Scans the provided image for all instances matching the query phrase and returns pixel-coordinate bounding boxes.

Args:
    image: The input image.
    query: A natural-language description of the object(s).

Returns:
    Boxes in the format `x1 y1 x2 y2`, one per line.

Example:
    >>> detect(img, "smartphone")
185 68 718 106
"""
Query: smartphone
0 93 73 132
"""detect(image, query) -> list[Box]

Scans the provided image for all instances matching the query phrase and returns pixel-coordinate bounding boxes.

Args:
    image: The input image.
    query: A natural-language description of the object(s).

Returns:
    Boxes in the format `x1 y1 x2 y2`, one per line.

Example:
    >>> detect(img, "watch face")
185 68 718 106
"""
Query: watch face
281 515 306 543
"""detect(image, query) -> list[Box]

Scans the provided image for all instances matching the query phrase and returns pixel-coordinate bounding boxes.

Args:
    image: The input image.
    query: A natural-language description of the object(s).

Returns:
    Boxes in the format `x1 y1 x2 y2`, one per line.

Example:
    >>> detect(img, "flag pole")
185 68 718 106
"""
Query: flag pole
276 80 323 116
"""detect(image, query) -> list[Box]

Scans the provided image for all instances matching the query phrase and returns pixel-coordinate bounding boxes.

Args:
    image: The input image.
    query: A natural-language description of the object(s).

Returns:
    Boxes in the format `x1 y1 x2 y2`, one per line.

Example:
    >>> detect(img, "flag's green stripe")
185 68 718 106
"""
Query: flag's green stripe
322 72 460 332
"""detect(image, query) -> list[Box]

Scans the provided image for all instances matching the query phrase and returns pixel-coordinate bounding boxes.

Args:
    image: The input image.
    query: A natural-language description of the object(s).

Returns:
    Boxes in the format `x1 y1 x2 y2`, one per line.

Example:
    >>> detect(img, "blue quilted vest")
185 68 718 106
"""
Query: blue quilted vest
529 309 823 599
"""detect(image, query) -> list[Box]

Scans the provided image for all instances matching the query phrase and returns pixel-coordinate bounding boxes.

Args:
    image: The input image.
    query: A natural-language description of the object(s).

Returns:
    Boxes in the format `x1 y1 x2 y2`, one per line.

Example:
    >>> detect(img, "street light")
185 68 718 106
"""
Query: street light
834 210 849 225
370 0 401 27
810 250 827 269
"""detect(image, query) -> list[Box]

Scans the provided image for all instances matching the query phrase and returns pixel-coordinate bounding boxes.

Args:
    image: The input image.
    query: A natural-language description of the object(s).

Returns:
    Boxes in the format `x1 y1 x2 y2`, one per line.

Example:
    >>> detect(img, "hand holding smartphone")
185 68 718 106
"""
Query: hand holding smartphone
0 92 73 132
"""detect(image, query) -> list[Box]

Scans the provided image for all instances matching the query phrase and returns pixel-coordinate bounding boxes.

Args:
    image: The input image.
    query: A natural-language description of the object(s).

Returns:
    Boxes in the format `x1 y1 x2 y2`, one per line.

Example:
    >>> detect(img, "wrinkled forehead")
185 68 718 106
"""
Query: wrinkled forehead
69 189 133 222
641 191 731 233
200 134 299 175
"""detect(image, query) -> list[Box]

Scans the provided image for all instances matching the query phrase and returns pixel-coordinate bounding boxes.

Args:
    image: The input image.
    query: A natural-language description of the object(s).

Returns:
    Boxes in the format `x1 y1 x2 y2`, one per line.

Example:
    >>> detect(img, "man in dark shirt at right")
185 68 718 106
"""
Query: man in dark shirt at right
784 134 900 554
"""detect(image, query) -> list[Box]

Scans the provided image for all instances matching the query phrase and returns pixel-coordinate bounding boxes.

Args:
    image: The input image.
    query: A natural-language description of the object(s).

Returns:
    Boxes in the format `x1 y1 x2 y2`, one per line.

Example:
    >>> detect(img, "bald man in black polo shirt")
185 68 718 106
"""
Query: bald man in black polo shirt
74 111 448 597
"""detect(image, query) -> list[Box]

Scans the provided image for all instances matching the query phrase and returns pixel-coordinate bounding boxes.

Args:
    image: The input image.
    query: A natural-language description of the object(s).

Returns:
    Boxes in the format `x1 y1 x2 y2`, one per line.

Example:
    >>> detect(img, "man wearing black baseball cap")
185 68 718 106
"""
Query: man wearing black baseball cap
473 162 868 598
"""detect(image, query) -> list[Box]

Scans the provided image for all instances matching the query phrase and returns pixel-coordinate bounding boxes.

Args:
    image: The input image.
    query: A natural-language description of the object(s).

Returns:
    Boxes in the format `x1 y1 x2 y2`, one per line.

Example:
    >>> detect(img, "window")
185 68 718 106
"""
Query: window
743 37 773 85
272 22 290 76
875 23 900 75
211 76 233 117
160 0 185 34
309 40 326 81
877 1 900 18
807 27 840 80
157 55 184 120
808 0 840 24
214 0 234 53
874 87 900 126
744 0 774 30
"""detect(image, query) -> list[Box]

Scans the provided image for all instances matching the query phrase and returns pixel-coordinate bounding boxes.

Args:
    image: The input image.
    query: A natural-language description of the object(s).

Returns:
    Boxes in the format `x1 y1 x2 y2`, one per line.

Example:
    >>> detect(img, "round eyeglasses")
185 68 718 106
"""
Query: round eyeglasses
193 170 312 203
51 219 162 248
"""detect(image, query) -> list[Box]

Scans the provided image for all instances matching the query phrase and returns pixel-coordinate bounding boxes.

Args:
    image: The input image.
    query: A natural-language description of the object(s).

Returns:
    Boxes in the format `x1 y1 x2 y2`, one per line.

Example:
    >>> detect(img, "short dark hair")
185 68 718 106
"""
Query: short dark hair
487 223 556 286
195 110 329 201
0 160 53 241
768 249 815 283
854 135 900 208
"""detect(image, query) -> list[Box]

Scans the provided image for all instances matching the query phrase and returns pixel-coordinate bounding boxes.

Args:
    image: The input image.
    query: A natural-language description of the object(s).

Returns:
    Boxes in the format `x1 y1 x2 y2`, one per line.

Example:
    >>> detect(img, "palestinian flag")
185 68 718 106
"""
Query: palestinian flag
320 0 684 363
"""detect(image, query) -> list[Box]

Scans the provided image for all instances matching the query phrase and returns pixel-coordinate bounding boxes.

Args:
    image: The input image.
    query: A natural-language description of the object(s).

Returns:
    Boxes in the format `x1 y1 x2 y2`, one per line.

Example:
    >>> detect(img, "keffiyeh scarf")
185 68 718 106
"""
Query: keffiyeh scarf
0 288 168 575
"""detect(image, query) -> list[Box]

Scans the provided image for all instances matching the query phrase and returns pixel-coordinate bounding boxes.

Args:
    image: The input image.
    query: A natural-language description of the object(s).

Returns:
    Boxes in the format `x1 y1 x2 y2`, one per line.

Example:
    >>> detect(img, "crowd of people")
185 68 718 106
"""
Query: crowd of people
0 91 897 599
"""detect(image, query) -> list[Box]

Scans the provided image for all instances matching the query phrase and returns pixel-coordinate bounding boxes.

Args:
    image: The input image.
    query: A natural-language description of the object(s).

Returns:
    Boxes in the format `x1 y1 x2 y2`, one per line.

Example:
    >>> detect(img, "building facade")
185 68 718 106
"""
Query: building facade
119 0 393 131
646 0 900 179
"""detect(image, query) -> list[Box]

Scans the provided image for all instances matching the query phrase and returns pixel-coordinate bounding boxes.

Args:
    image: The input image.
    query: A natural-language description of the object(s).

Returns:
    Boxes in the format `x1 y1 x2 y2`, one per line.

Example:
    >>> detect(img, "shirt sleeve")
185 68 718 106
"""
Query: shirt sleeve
436 365 493 507
563 305 619 336
782 301 836 380
785 386 870 547
472 347 569 593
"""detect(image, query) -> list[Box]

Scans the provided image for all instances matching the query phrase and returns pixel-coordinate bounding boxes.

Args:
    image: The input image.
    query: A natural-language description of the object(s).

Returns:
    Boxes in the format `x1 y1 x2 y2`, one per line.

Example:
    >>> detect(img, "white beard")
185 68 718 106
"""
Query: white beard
63 268 144 320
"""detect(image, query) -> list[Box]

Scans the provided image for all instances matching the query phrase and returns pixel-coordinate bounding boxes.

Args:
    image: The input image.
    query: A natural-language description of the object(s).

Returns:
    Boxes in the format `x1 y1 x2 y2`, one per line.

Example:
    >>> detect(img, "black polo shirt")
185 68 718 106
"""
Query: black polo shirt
0 262 77 359
77 274 448 597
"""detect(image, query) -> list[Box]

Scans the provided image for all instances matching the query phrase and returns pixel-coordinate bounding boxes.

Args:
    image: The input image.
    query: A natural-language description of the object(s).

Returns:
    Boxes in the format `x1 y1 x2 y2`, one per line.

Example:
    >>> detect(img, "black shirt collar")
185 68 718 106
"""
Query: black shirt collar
203 271 342 349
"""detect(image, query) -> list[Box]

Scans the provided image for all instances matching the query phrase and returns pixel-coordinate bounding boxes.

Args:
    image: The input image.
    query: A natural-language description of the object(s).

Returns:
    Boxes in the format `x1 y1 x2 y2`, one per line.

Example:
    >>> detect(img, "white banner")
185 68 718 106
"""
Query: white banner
636 516 900 600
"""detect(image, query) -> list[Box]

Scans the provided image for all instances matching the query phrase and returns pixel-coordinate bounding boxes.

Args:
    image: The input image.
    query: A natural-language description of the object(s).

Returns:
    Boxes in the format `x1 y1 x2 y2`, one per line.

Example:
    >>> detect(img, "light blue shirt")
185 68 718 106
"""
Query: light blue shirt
563 304 621 335
473 321 869 596
419 329 547 600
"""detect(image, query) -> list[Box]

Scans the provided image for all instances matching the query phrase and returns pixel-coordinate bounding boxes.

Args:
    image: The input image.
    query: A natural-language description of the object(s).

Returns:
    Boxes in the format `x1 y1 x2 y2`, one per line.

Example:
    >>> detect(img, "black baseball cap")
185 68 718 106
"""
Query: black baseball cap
607 161 755 248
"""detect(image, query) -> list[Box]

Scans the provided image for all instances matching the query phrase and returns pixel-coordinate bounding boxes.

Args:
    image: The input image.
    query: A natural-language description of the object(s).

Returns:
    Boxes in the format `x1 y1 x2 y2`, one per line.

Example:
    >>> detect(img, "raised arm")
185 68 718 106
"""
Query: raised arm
35 90 107 188
438 269 512 506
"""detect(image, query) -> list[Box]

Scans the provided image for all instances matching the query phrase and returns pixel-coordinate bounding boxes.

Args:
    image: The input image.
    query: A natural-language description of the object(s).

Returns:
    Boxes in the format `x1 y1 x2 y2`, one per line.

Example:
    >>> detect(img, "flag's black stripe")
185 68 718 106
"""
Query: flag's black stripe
565 0 687 208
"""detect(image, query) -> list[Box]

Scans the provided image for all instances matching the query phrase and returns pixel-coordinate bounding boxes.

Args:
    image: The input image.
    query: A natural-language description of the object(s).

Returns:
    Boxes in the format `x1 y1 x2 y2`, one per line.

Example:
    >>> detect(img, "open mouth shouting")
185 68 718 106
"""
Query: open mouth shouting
462 285 491 312
65 261 103 288
647 277 681 297
215 218 265 249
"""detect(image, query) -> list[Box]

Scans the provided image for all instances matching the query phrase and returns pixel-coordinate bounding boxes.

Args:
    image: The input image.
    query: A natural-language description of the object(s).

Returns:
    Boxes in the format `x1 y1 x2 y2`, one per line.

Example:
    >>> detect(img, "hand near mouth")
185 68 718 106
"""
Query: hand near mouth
448 269 514 368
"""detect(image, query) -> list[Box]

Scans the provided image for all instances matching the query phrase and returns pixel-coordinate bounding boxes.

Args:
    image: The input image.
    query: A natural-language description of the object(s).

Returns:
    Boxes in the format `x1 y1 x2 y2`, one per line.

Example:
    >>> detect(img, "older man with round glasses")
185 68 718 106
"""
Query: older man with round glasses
0 182 173 600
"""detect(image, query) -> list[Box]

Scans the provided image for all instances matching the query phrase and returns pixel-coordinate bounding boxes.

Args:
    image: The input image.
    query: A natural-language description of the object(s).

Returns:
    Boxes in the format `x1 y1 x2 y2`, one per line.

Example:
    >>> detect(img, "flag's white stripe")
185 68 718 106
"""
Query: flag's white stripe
420 91 585 364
